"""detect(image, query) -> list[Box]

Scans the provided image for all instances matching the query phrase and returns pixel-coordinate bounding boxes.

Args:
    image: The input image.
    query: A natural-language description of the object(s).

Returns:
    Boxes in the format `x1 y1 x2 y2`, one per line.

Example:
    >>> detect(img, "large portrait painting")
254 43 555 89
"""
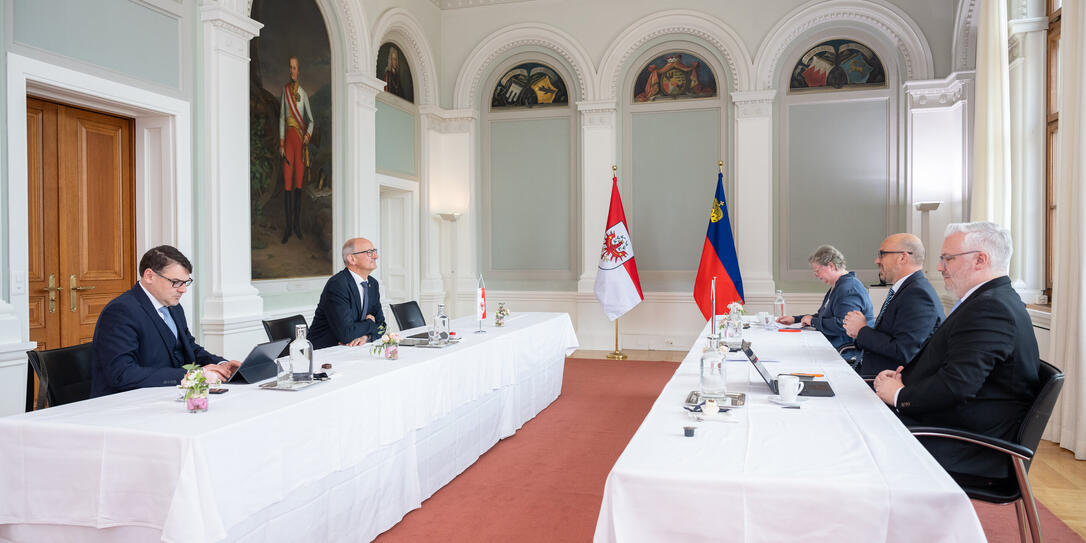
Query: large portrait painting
789 39 886 92
491 62 568 108
249 0 334 279
633 52 717 102
376 42 414 103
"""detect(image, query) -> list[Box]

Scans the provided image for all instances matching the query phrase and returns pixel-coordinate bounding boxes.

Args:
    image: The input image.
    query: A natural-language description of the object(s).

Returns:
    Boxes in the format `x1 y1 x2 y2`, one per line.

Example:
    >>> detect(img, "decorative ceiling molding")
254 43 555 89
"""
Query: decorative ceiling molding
952 0 979 71
372 8 439 106
246 0 369 73
429 0 534 9
754 0 934 90
453 23 596 109
596 10 753 99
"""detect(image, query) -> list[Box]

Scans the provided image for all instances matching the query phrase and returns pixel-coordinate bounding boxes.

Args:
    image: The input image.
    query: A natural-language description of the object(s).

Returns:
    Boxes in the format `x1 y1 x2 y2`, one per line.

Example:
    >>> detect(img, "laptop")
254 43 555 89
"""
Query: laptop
742 345 835 397
226 338 291 384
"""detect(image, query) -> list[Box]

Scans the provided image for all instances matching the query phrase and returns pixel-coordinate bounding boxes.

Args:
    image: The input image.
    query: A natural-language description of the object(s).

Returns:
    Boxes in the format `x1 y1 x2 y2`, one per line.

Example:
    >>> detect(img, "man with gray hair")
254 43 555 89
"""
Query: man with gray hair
309 237 386 349
843 233 944 377
873 222 1041 480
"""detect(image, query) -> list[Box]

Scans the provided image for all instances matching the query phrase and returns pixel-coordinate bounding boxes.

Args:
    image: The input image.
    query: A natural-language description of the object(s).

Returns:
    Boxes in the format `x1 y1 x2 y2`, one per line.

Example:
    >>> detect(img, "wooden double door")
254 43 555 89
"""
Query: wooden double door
26 97 135 354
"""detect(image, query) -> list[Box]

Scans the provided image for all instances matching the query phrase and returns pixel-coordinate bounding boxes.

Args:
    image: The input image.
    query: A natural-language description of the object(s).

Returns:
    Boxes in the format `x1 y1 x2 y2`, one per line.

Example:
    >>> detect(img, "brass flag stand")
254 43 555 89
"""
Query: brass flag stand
606 319 627 360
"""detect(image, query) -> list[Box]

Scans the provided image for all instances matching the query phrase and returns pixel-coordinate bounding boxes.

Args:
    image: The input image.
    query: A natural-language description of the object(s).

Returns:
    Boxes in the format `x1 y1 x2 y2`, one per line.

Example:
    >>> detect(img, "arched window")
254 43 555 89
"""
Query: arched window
623 47 729 291
482 56 578 287
778 36 897 285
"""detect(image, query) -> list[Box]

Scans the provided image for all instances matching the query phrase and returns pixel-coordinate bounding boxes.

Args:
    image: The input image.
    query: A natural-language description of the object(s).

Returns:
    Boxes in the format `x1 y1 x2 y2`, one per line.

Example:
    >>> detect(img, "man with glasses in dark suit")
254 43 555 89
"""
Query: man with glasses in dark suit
842 233 944 377
90 245 240 397
309 237 387 349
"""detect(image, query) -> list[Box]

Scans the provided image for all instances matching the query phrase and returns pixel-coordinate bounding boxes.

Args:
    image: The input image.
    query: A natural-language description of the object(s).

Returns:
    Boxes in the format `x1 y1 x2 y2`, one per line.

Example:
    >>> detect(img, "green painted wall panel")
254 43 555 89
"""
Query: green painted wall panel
631 109 721 274
375 100 417 177
489 118 570 271
13 0 181 89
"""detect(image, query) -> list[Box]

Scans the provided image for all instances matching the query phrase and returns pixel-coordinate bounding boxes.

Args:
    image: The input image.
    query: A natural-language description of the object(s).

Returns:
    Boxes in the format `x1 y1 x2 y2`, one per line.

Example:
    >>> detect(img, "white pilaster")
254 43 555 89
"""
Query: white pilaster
1008 17 1049 304
572 100 618 346
904 72 976 285
419 107 476 318
731 90 776 299
198 6 265 359
575 100 617 293
342 74 385 254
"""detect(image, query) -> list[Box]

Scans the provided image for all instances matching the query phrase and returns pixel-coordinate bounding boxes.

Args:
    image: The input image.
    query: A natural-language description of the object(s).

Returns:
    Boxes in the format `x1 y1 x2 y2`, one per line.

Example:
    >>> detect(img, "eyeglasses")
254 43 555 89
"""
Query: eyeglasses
938 250 980 264
154 269 194 288
352 248 379 257
877 250 912 258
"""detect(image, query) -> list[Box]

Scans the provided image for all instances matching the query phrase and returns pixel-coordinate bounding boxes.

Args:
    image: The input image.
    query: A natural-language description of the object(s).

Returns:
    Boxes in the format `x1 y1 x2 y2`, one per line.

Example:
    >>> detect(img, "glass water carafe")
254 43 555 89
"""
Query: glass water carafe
433 304 450 342
289 324 314 382
700 338 727 400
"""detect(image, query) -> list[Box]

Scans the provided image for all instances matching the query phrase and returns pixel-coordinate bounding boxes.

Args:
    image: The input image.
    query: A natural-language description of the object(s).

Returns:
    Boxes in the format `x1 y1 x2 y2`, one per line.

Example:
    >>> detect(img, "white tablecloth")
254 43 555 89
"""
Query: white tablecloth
594 321 986 543
0 312 578 543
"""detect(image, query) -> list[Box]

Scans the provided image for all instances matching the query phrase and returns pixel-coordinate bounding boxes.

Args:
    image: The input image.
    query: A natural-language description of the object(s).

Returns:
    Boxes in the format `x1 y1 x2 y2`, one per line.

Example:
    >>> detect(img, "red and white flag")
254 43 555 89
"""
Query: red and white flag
476 275 487 320
594 174 644 320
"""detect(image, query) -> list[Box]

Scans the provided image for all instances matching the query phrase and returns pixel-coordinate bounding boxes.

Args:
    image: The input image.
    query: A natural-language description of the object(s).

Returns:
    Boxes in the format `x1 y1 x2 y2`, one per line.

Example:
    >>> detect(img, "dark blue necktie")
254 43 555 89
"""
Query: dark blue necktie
159 306 178 339
875 288 895 326
360 281 368 315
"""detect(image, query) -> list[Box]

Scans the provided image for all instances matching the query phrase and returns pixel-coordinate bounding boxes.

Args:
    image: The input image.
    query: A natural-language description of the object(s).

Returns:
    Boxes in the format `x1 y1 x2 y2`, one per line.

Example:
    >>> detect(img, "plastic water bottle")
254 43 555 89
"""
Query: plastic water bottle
289 324 314 382
774 290 787 320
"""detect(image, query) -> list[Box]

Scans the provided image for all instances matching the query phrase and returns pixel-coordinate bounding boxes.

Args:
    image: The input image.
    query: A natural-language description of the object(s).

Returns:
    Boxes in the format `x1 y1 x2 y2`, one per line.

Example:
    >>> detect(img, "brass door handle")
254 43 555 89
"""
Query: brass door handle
69 275 95 312
42 274 63 313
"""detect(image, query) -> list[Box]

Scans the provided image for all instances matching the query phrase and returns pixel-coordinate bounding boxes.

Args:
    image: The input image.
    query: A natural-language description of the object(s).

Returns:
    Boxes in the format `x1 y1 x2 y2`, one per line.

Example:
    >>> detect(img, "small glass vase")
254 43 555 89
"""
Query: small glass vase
385 344 399 360
186 389 209 413
495 303 507 327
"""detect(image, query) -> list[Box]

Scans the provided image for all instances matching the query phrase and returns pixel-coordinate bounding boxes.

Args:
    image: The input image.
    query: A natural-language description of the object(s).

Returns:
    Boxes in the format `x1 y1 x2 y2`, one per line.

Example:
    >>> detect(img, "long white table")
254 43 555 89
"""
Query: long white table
0 312 578 543
594 320 986 543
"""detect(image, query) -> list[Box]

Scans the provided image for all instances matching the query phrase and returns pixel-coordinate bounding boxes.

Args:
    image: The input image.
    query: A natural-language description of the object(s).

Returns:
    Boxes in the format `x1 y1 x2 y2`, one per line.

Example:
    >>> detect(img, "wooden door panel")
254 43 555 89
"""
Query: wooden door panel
26 98 61 355
58 106 134 346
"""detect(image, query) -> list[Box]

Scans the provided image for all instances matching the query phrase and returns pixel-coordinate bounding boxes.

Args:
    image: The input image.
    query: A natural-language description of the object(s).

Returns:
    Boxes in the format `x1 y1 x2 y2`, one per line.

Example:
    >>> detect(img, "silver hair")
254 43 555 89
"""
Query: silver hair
809 245 847 270
341 239 357 265
944 221 1013 274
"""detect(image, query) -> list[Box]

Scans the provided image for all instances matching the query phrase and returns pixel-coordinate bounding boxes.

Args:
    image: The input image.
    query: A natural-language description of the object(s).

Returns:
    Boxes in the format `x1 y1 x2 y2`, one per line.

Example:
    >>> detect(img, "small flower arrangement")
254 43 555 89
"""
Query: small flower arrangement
180 363 218 413
494 302 510 327
727 302 745 316
372 332 402 359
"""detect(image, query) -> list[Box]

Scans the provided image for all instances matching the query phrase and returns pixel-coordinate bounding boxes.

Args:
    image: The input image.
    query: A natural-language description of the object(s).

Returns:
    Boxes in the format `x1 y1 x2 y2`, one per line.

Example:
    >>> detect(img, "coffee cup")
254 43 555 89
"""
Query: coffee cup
777 374 805 403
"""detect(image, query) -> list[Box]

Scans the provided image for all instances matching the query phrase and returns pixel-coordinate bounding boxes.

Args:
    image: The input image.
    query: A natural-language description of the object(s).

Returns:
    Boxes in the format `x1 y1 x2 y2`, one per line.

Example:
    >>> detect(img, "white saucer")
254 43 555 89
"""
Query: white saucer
768 395 808 407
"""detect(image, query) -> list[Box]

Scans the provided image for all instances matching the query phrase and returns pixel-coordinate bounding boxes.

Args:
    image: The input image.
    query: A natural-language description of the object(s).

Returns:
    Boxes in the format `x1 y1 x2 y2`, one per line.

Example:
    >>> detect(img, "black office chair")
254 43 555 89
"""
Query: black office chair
26 343 96 410
389 301 426 331
263 314 307 357
909 361 1064 543
263 315 308 342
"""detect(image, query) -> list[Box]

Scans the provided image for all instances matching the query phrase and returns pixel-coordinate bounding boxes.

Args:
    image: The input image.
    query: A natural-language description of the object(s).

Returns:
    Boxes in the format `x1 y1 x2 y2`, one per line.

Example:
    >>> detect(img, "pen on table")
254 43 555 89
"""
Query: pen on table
788 372 824 378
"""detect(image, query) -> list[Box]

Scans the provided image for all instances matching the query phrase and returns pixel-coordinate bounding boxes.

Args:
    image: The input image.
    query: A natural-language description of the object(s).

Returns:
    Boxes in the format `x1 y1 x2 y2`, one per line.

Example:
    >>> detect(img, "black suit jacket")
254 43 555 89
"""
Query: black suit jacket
90 283 225 397
854 271 944 377
308 269 387 349
895 276 1041 477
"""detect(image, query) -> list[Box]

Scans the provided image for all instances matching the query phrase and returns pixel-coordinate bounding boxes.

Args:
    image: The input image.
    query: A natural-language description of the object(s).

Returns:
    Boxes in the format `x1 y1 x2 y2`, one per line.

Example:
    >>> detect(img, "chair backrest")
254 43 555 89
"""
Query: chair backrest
389 301 426 331
1017 360 1065 469
263 314 308 343
26 343 95 408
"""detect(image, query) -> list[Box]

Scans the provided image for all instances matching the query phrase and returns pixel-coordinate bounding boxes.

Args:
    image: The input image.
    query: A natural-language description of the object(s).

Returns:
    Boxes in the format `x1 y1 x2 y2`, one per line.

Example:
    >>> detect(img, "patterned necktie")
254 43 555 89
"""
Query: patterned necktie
875 288 895 326
159 306 178 339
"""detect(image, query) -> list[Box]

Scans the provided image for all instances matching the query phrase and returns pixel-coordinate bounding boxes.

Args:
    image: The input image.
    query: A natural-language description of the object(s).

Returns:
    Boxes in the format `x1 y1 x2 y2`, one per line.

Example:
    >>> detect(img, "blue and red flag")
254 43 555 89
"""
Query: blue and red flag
693 172 744 320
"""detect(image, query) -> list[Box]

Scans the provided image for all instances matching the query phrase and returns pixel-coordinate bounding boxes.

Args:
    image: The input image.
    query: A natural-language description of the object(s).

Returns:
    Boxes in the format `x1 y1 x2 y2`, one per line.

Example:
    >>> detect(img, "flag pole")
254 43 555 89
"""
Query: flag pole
718 160 725 192
605 164 629 361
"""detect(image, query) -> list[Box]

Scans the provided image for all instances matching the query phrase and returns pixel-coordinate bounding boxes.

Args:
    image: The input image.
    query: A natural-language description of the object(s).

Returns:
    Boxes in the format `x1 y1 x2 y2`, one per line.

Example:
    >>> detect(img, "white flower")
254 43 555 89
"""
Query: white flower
381 334 390 343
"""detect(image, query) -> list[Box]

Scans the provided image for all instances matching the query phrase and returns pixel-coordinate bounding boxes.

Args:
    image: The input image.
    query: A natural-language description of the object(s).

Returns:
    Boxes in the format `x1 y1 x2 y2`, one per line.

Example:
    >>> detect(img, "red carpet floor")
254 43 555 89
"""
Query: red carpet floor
376 358 1083 542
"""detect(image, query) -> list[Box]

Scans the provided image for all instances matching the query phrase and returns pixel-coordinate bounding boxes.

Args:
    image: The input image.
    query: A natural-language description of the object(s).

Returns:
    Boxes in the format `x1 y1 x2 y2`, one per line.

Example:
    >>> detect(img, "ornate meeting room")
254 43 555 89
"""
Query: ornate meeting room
2 0 1086 541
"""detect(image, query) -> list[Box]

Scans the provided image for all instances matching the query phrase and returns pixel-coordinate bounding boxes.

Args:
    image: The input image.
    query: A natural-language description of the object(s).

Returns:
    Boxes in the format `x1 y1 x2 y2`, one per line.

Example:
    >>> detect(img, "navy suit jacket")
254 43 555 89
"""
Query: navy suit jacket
798 272 874 350
896 276 1041 478
854 271 944 377
308 269 387 349
90 283 225 398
